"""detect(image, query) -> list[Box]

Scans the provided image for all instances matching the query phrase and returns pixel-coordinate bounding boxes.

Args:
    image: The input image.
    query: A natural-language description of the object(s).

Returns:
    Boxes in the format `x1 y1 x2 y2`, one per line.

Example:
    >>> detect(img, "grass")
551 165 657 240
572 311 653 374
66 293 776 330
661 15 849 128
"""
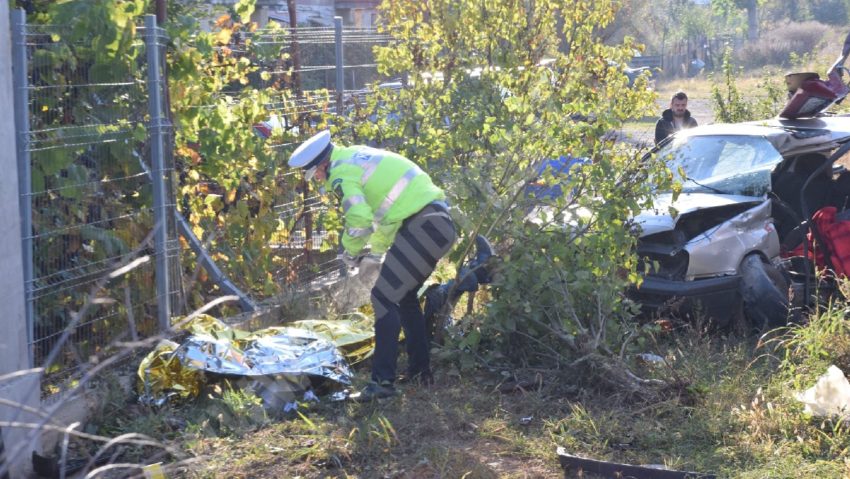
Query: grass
200 375 567 478
80 296 850 478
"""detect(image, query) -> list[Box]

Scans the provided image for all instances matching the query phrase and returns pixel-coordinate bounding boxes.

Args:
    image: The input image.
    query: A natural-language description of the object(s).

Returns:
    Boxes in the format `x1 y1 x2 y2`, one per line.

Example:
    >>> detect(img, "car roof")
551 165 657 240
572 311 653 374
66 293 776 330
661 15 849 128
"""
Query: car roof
672 115 850 155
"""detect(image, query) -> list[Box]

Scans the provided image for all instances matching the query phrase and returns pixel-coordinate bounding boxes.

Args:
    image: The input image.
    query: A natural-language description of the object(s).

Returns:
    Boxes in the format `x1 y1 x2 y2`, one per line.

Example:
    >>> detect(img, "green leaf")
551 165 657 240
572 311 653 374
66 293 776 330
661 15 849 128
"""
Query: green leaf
204 194 223 211
38 149 71 176
133 124 147 142
32 170 45 194
80 225 129 258
234 0 256 24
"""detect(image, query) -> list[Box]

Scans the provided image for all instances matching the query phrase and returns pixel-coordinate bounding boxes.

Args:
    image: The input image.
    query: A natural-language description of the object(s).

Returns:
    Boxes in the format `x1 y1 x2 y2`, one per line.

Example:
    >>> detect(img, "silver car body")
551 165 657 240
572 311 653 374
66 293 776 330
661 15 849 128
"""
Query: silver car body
636 194 779 280
637 117 850 280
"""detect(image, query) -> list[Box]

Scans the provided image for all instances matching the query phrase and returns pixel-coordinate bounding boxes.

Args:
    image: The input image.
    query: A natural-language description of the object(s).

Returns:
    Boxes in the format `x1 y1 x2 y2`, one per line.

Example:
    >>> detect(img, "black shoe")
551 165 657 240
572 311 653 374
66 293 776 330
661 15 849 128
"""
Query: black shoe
352 381 397 402
398 371 434 386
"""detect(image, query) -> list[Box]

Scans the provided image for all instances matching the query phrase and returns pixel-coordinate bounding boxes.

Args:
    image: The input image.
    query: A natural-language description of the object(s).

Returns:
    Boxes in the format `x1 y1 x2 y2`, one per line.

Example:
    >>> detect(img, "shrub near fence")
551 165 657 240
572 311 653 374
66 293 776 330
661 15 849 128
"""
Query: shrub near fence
259 25 392 285
11 7 396 390
652 37 732 77
12 12 179 393
173 21 393 298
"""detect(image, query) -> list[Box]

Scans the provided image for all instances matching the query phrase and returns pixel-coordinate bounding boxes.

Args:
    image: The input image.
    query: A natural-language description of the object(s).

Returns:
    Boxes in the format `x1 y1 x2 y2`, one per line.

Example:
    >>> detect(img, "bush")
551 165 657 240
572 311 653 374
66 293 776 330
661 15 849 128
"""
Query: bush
737 21 828 69
811 0 850 26
711 46 787 123
358 0 674 397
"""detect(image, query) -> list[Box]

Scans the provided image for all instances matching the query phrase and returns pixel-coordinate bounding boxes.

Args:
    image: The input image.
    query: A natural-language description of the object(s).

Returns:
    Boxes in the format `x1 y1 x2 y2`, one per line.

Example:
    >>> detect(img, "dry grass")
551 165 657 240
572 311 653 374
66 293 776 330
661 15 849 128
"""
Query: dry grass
181 372 567 478
737 22 829 69
73 296 850 479
81 336 744 477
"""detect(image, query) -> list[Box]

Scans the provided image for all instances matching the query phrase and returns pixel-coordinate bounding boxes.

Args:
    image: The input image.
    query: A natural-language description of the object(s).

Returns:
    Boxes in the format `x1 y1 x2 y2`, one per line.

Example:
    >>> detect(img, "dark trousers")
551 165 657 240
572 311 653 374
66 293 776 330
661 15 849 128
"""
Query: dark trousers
370 203 456 383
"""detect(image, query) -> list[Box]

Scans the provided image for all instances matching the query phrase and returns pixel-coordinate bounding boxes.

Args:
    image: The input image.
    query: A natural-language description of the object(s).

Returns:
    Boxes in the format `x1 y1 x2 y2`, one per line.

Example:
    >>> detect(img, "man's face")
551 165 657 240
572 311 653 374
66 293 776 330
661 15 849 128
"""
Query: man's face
670 97 688 117
313 162 328 183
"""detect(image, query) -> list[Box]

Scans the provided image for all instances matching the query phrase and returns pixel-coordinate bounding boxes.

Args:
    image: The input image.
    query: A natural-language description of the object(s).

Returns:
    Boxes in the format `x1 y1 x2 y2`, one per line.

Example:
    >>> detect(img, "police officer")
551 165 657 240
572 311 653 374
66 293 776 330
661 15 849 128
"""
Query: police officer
288 131 457 400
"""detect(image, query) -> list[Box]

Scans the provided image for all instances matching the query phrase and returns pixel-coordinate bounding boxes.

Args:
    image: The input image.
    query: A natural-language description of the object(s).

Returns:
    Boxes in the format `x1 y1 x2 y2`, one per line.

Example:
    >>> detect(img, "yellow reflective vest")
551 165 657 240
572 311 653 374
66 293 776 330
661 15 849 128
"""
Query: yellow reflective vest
325 146 445 255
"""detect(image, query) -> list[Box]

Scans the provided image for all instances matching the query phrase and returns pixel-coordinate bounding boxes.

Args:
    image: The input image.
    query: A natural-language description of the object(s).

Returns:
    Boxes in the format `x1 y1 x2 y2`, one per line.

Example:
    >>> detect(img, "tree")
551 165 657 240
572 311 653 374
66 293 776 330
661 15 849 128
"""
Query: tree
714 0 760 39
746 0 759 40
347 0 675 395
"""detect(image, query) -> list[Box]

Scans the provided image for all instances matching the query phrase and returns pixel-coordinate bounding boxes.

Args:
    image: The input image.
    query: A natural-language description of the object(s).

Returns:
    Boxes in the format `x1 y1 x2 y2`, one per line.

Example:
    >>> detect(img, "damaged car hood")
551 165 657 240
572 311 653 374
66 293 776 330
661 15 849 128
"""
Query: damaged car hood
635 192 763 237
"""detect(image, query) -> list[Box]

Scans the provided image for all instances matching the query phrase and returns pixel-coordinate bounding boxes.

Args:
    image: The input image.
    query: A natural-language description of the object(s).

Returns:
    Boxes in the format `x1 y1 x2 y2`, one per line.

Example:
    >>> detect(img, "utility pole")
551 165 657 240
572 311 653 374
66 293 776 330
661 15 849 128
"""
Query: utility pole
155 0 166 24
746 0 758 40
286 0 302 95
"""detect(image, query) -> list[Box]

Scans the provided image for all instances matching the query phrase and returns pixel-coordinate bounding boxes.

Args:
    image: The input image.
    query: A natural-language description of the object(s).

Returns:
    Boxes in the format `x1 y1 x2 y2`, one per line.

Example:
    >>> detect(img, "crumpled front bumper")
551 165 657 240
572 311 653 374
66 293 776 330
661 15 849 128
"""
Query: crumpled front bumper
629 274 742 325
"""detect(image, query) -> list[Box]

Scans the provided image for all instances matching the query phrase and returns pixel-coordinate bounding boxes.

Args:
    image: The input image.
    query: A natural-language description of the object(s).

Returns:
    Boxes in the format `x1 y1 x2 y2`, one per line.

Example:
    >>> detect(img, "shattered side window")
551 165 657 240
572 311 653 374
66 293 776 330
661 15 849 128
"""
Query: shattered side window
658 135 783 196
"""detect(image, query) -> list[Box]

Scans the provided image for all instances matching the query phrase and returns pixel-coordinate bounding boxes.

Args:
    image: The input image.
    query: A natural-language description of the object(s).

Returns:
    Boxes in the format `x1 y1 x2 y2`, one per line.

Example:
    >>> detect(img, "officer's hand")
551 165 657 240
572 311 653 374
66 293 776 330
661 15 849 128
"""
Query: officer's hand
359 254 382 269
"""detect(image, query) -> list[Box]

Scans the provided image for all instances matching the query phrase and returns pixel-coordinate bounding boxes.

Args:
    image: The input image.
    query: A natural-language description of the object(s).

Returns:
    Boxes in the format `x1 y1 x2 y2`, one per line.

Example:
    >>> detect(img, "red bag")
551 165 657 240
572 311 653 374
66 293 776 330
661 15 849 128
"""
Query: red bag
785 207 850 277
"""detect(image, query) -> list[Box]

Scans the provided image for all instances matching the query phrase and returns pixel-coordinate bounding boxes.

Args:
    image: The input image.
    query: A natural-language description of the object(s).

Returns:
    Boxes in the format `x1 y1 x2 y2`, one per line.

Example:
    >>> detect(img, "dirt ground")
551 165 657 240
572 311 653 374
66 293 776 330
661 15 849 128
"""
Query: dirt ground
183 371 573 478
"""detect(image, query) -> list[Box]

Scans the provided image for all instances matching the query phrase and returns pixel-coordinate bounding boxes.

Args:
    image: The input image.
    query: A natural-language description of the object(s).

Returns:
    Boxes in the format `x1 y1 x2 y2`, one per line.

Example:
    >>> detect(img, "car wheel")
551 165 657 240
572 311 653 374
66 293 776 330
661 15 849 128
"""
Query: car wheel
740 254 790 331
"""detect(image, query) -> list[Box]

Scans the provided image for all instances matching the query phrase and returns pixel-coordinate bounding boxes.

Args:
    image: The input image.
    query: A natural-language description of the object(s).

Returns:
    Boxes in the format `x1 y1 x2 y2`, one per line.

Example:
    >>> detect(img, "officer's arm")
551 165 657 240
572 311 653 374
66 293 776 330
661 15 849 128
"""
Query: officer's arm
333 166 375 255
369 222 402 255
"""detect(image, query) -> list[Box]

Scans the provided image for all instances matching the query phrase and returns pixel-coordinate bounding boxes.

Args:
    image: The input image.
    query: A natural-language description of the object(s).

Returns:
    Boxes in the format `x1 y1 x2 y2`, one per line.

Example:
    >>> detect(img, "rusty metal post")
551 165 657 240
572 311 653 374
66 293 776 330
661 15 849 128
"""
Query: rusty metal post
155 0 166 24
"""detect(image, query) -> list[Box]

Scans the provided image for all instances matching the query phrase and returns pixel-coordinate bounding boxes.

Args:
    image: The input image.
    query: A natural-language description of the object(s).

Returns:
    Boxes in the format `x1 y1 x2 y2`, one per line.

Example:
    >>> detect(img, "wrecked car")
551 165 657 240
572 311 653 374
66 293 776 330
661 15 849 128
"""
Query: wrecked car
632 119 850 329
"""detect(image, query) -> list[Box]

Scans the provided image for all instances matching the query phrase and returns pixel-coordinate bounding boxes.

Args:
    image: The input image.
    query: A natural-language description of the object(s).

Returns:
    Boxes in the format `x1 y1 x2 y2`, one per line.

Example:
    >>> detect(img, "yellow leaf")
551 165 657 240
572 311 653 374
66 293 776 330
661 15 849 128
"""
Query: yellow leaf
41 105 48 112
215 14 231 28
216 28 232 45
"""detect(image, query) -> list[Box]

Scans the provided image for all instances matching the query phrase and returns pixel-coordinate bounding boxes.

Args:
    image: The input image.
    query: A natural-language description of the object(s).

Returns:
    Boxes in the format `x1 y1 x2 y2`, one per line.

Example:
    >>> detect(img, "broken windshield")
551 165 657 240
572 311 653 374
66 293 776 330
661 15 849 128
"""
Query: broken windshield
657 134 783 197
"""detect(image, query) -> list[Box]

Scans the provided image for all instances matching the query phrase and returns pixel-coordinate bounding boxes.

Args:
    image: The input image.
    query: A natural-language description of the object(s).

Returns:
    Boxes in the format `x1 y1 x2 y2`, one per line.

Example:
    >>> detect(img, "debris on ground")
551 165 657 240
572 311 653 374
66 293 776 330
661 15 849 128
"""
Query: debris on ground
795 365 850 417
557 447 716 479
636 353 665 365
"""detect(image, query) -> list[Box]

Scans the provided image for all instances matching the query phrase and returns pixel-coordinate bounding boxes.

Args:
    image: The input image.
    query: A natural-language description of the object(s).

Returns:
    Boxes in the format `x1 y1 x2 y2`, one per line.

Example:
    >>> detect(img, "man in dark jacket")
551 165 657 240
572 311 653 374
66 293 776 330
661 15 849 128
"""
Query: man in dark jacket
654 91 698 145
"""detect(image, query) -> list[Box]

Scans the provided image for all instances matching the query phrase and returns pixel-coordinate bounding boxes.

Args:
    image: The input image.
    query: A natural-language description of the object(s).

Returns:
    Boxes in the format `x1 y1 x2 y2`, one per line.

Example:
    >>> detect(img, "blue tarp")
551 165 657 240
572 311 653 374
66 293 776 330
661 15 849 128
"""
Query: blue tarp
525 155 589 199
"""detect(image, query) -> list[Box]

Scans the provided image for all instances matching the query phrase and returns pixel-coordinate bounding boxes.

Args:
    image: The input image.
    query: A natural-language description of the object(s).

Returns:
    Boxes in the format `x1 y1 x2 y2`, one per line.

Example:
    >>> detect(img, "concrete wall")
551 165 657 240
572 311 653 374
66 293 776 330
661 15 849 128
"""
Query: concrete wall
0 4 41 477
267 2 335 27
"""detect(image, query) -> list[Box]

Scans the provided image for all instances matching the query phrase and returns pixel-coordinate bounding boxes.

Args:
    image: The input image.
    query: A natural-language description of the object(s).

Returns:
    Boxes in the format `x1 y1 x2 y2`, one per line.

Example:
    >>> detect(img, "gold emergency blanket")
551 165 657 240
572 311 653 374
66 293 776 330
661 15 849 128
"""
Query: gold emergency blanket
138 314 375 405
285 312 375 364
137 339 204 403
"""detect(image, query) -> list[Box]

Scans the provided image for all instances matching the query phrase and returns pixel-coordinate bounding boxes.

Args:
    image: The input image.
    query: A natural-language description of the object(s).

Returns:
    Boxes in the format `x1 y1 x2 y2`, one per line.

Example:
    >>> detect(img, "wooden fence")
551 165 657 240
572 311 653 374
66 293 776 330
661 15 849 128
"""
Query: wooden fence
632 36 743 78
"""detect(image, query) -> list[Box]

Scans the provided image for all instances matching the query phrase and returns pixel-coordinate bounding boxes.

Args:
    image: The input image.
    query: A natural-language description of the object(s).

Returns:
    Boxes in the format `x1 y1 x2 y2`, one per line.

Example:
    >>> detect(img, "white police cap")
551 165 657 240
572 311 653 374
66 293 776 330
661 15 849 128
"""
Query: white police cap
288 130 332 180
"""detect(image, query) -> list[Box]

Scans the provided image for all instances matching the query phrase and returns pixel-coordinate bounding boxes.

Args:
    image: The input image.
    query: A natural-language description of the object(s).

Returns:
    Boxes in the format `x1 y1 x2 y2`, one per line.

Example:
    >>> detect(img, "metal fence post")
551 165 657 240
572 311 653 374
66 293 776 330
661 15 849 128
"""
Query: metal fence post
0 426 9 479
334 16 344 115
144 14 171 331
11 8 34 367
333 17 347 277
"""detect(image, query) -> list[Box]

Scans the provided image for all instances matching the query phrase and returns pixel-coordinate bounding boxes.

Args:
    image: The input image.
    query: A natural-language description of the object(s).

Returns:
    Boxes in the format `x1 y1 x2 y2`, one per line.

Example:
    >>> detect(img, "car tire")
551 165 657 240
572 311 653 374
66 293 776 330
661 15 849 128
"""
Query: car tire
740 254 790 331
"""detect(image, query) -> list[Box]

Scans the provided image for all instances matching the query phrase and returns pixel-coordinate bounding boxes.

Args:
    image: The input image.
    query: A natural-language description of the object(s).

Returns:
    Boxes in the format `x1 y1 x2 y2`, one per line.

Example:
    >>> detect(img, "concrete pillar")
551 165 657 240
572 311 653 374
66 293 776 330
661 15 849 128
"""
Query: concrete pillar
0 3 41 477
